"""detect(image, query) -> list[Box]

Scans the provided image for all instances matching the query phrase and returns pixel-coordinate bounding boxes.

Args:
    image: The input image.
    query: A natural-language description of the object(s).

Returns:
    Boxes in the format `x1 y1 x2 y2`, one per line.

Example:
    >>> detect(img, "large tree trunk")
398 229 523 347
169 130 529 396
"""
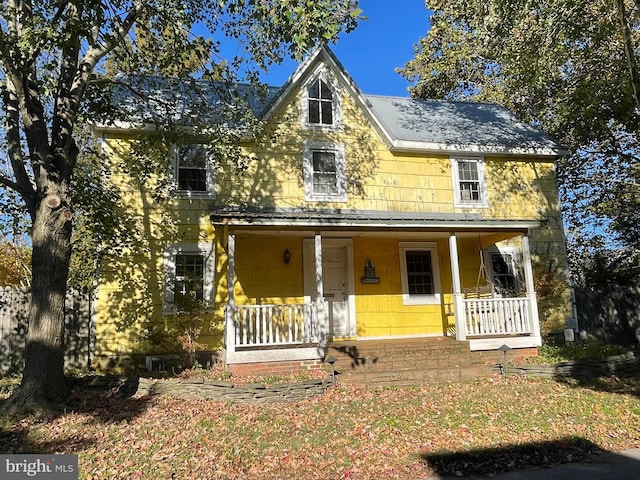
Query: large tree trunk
6 190 73 414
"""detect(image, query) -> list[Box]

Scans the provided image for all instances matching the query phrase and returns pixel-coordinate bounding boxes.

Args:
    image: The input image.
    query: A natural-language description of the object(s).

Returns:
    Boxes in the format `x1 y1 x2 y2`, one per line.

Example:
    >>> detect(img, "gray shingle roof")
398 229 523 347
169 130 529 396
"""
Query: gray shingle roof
104 75 280 127
98 46 564 156
364 95 563 154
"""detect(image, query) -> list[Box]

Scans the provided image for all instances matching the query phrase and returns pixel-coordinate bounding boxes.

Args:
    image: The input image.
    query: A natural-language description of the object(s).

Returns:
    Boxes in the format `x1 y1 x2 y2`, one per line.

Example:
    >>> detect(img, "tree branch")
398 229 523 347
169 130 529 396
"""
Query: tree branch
2 77 37 218
51 1 83 176
81 0 147 77
616 0 640 111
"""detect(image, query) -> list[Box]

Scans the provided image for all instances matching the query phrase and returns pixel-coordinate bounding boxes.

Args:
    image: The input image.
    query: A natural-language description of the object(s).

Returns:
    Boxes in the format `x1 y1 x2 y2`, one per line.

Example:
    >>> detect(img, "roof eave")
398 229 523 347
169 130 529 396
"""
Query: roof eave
389 140 567 158
209 214 545 231
91 121 254 141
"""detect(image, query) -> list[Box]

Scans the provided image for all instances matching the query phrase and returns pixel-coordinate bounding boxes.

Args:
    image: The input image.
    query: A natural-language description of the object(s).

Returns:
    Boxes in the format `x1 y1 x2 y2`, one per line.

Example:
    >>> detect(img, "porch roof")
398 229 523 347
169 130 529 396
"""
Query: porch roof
209 206 545 231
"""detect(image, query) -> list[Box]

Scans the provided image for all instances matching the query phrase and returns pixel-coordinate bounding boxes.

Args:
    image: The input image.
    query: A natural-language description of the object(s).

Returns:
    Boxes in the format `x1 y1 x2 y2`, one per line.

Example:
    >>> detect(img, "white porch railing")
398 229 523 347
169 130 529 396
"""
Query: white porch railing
463 296 532 337
227 303 319 347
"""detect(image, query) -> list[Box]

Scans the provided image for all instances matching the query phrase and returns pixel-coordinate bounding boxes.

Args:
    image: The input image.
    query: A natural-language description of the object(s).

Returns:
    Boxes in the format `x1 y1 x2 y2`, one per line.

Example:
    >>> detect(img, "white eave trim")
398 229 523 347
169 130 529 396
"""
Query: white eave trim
211 217 545 230
389 140 567 158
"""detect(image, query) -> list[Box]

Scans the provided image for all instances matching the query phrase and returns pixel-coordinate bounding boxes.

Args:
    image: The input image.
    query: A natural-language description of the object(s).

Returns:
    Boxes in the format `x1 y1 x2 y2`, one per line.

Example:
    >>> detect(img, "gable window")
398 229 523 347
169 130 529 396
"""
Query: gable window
451 156 488 207
173 144 216 197
308 78 333 125
301 72 342 130
399 242 442 305
303 141 346 202
163 243 215 313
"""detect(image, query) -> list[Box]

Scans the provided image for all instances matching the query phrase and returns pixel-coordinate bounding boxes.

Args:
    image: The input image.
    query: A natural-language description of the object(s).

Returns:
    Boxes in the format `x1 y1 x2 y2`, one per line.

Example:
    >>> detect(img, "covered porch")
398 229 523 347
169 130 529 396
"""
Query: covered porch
213 209 543 366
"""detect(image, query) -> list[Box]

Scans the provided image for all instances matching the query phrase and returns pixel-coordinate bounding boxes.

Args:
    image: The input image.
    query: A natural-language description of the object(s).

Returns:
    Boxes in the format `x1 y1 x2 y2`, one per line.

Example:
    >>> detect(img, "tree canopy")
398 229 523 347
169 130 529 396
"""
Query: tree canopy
0 0 362 413
401 0 640 271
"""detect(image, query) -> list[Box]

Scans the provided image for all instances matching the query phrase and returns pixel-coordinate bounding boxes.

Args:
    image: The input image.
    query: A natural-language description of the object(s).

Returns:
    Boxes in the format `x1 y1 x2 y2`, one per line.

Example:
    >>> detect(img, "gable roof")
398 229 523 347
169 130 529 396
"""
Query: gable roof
96 46 565 157
261 45 565 157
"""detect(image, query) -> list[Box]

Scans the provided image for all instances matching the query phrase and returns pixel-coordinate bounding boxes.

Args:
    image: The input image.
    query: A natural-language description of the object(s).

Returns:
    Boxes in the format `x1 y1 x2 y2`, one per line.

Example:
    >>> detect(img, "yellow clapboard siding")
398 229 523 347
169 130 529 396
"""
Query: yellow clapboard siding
94 73 572 357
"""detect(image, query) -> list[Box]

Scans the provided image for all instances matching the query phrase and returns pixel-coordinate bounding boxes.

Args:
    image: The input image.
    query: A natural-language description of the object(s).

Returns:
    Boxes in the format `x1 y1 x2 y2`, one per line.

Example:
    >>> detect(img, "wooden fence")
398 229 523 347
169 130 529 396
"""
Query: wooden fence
575 285 640 348
0 286 93 375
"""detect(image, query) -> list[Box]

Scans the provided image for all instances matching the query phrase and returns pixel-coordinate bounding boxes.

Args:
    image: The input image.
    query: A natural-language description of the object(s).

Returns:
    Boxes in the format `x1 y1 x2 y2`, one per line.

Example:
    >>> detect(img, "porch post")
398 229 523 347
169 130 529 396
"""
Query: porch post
449 233 466 341
522 233 541 340
224 232 236 362
314 232 327 346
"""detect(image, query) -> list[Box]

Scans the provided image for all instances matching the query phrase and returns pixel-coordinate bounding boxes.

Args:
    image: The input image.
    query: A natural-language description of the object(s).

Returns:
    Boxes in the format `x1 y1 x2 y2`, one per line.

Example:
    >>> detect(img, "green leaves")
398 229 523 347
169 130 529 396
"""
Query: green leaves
402 0 640 266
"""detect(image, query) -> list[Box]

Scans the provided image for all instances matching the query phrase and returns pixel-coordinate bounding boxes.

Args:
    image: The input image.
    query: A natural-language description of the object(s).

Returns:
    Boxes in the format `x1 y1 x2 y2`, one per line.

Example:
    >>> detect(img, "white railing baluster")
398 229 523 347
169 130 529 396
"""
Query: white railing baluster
230 302 321 347
463 296 535 338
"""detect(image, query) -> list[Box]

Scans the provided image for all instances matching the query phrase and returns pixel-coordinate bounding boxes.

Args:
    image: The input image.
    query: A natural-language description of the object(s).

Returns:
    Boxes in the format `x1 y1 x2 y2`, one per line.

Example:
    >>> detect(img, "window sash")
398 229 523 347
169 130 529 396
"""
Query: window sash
163 243 215 314
312 151 338 194
405 251 434 295
457 161 481 202
452 157 486 207
307 79 333 125
178 168 207 192
490 252 518 294
176 144 211 193
399 242 441 305
303 141 346 202
174 254 205 302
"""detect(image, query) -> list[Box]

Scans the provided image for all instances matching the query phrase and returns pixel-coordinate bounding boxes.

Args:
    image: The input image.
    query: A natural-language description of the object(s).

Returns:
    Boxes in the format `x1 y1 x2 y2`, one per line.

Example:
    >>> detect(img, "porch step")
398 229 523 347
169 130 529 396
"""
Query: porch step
326 337 511 386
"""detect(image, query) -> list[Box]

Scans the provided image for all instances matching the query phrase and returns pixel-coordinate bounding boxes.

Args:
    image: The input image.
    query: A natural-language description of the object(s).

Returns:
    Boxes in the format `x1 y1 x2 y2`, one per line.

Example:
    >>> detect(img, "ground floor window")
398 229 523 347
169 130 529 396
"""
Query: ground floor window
399 242 442 305
163 243 215 313
485 247 523 296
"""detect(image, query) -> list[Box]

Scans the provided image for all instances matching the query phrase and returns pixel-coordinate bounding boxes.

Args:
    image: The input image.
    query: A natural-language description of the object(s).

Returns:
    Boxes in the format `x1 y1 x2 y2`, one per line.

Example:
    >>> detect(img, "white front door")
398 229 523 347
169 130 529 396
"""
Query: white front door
323 246 352 337
303 239 355 338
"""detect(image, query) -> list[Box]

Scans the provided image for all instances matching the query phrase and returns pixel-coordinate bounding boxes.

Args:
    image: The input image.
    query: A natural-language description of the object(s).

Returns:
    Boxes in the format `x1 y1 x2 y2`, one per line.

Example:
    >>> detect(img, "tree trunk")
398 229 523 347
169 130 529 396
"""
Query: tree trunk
5 192 73 414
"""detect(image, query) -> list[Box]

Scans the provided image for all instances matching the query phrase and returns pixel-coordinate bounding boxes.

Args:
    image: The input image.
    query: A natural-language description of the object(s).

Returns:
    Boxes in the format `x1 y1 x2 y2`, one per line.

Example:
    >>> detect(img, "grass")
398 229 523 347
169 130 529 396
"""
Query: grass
1 372 639 479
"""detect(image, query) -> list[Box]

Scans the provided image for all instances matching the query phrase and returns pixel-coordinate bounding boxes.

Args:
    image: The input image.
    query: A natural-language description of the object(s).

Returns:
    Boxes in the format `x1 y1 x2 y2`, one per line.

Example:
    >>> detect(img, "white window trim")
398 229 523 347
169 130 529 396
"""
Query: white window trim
300 68 343 131
399 242 442 305
170 143 216 199
303 141 347 202
451 156 488 208
163 242 215 314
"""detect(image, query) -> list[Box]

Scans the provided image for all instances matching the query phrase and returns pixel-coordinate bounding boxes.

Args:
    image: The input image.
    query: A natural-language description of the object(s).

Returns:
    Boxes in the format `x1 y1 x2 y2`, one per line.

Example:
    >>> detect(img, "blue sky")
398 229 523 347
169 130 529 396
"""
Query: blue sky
259 2 431 97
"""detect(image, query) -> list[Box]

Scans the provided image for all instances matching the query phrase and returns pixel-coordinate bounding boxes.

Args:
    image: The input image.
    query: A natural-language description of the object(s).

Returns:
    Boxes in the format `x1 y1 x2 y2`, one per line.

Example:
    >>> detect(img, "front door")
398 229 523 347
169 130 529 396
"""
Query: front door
303 239 355 338
323 246 352 337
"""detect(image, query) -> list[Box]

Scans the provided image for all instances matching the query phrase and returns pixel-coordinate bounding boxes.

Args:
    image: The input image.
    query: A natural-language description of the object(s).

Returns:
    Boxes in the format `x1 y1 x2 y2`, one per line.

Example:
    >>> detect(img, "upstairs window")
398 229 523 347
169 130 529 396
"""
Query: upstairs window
312 151 338 195
307 78 333 125
399 242 442 305
303 141 346 202
301 73 341 130
173 144 216 197
451 156 488 207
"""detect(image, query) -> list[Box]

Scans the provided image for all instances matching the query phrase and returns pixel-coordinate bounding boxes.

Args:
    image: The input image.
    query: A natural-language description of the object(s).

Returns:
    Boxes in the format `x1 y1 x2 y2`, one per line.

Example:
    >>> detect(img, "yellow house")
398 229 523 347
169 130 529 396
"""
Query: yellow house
94 46 572 374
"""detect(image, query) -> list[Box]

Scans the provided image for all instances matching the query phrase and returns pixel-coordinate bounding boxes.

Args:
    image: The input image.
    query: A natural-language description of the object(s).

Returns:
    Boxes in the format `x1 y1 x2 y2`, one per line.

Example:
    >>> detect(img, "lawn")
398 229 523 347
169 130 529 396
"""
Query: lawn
1 373 639 479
